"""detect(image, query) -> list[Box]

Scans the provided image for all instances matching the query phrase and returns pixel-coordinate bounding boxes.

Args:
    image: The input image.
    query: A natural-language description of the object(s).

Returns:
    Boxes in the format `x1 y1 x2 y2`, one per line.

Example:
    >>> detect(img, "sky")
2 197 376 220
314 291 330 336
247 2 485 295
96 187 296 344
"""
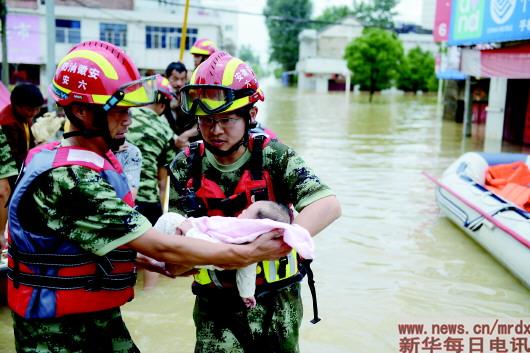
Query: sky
227 0 424 63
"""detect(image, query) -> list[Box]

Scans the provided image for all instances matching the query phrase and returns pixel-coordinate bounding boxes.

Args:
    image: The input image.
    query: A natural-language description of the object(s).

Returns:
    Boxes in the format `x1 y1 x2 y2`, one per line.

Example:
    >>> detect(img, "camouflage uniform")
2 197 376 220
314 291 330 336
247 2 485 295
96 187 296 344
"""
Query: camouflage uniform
169 140 334 353
13 164 151 352
0 126 18 180
127 107 176 205
12 308 139 353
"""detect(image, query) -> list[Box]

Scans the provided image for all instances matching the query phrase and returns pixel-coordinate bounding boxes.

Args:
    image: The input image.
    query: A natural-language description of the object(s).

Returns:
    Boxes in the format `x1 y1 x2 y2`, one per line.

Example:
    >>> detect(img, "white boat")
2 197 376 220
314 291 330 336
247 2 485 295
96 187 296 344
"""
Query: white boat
427 152 530 288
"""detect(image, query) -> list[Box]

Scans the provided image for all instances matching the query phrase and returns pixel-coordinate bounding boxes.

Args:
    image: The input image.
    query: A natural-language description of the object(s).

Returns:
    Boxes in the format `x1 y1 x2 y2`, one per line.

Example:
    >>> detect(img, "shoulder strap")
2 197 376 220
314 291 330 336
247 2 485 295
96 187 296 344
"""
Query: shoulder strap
249 135 266 180
187 141 203 191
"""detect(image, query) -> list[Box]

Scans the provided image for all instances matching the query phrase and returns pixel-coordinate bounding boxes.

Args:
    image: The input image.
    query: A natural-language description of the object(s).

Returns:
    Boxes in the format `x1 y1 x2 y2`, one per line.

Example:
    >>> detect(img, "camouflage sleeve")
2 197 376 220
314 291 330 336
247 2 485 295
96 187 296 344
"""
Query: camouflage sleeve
0 126 18 179
25 166 151 256
160 126 177 168
265 141 334 212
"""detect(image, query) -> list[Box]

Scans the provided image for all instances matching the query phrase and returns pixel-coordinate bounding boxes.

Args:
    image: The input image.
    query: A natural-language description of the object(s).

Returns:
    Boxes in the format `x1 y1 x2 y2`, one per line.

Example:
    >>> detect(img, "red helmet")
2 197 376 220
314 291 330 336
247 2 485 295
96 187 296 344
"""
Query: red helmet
180 51 264 116
190 38 217 56
50 40 156 109
155 76 175 102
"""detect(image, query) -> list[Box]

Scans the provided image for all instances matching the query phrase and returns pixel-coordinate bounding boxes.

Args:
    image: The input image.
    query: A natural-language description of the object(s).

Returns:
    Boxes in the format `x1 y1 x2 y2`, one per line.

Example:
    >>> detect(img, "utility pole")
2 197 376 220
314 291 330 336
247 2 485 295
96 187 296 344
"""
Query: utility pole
163 0 190 214
45 0 55 111
1 0 8 86
178 0 190 61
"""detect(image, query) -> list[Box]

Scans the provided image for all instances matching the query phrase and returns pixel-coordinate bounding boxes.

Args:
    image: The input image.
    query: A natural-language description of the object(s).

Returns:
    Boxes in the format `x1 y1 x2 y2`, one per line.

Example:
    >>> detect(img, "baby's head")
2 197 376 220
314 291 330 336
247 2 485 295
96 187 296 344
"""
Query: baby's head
238 201 290 223
156 212 188 236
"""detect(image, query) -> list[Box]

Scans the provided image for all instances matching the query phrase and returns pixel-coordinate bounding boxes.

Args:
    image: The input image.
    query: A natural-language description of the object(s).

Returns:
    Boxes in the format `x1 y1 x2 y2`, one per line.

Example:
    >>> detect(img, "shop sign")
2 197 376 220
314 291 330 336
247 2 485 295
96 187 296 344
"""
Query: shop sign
449 0 530 45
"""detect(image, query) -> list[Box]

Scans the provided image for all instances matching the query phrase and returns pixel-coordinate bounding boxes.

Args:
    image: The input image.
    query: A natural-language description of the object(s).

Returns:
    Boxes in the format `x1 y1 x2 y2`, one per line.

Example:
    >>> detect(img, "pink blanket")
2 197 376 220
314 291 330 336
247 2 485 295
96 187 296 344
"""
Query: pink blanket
192 216 315 259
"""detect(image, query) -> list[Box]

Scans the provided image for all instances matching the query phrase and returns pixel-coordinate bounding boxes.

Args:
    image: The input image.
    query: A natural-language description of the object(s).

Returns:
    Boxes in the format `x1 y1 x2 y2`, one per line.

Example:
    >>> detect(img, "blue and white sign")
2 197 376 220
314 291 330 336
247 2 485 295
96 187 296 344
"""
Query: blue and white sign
449 0 530 45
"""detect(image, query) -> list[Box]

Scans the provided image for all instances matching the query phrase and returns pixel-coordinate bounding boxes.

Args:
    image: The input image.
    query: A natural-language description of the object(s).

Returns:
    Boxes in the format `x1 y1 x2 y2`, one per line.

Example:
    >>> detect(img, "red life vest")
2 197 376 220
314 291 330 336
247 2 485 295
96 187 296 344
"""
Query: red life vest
7 142 137 319
174 136 303 291
186 138 276 216
176 136 321 324
184 135 276 217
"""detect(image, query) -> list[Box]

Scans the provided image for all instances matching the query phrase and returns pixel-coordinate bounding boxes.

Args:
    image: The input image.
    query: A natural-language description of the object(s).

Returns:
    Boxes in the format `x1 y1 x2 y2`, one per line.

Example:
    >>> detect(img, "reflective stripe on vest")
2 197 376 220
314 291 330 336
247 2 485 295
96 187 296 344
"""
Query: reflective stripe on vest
7 142 136 319
262 249 297 283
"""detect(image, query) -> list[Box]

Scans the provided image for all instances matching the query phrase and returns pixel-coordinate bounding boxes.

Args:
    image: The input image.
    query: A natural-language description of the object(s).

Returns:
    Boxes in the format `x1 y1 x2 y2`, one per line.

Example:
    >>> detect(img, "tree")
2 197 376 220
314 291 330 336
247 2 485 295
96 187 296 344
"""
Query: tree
264 0 312 71
353 0 398 29
344 28 403 101
397 47 438 93
312 5 353 30
238 45 264 77
239 45 260 68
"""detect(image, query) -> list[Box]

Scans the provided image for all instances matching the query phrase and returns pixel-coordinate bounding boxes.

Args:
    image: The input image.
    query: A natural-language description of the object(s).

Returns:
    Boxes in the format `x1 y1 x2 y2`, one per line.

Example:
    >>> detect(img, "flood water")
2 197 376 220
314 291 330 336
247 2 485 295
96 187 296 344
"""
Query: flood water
1 84 529 352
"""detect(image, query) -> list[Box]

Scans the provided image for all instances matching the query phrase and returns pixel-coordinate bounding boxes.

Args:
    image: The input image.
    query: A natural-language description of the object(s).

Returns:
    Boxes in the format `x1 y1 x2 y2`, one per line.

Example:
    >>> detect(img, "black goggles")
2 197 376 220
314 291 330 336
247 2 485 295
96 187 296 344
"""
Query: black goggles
180 84 255 115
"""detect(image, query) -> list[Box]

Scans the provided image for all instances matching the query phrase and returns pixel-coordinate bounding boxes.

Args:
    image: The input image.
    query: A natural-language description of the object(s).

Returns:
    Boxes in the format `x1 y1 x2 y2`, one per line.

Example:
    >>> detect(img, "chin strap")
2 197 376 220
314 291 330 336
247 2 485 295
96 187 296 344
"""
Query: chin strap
63 130 105 139
64 106 119 149
110 137 126 152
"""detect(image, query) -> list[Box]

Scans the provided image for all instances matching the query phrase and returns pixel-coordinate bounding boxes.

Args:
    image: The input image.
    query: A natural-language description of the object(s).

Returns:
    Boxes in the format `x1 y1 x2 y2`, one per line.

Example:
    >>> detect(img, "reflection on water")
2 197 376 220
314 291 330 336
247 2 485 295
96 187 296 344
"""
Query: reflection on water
1 85 529 353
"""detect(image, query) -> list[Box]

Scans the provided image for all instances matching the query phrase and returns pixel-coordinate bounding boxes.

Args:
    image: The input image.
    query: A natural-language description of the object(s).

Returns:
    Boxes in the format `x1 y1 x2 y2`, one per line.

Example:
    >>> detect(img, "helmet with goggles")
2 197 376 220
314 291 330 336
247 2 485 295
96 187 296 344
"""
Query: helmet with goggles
180 51 264 116
155 76 175 103
190 38 217 56
50 40 160 111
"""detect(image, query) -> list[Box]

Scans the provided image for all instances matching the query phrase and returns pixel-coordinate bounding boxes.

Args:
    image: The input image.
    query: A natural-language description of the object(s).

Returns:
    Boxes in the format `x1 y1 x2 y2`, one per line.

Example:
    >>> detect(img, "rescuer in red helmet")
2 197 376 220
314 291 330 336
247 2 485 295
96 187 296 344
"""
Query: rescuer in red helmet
170 51 341 352
7 41 290 352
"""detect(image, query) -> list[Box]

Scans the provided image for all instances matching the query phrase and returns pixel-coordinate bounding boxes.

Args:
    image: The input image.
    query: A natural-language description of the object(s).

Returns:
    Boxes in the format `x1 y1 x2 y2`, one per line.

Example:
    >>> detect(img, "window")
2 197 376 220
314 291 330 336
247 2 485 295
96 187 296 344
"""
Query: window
146 26 198 50
100 23 127 47
56 19 81 44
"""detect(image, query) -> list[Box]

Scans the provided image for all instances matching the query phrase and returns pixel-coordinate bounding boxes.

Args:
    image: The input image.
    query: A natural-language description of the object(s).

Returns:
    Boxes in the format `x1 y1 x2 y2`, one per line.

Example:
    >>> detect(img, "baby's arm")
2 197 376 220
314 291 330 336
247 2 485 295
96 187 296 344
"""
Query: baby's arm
236 263 257 308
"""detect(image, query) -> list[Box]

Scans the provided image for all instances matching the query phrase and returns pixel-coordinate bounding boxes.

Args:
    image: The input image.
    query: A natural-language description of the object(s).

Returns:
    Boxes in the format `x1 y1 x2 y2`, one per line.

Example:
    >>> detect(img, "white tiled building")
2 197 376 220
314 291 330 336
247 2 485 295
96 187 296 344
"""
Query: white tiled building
296 17 362 93
2 0 237 86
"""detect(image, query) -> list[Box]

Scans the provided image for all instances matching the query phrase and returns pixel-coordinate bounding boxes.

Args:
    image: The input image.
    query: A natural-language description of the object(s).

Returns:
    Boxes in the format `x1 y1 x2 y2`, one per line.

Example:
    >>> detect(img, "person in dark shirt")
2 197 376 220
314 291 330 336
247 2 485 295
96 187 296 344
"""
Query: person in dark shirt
164 62 200 149
0 83 44 243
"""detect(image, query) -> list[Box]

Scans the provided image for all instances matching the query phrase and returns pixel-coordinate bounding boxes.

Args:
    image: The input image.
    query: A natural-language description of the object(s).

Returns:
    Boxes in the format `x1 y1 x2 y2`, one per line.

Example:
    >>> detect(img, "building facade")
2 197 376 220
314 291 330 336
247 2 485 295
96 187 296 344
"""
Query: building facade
2 0 237 87
444 0 530 147
296 17 362 93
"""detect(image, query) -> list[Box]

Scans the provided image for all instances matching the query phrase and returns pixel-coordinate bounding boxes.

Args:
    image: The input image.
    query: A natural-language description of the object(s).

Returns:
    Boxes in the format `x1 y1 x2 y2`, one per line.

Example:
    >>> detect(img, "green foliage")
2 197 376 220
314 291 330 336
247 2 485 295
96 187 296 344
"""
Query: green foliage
273 67 283 79
238 45 264 77
397 47 438 92
264 0 312 71
344 28 403 101
353 0 398 29
312 5 353 30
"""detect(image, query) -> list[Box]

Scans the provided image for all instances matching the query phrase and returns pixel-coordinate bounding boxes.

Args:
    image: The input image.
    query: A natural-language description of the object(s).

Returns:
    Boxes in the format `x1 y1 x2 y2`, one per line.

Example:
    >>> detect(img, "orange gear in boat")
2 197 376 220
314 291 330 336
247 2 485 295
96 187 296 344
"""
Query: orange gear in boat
485 161 530 211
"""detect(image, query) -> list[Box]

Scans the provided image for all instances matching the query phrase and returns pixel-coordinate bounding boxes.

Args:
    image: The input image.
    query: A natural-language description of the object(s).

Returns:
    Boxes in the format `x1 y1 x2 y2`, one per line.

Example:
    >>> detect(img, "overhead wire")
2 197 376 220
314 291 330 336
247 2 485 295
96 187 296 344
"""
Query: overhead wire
7 0 394 50
149 0 365 29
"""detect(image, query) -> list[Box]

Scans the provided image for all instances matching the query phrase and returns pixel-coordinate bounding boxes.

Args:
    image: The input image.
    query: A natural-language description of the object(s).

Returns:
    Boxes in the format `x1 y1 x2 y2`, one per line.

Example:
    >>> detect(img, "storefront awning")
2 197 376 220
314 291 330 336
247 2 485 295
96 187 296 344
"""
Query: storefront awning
436 69 467 80
461 44 530 79
481 44 530 78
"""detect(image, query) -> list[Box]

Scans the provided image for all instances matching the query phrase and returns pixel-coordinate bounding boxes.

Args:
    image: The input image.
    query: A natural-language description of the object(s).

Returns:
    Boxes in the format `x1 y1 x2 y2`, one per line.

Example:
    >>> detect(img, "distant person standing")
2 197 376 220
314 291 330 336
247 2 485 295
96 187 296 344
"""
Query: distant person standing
0 84 44 243
0 126 17 247
127 76 177 225
164 61 199 148
190 38 217 69
0 84 44 169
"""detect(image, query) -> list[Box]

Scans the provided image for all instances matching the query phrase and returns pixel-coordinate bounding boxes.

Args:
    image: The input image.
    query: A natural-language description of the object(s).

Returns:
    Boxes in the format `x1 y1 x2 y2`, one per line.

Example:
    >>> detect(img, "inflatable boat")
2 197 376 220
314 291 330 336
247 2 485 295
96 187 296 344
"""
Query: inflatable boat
426 153 530 288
